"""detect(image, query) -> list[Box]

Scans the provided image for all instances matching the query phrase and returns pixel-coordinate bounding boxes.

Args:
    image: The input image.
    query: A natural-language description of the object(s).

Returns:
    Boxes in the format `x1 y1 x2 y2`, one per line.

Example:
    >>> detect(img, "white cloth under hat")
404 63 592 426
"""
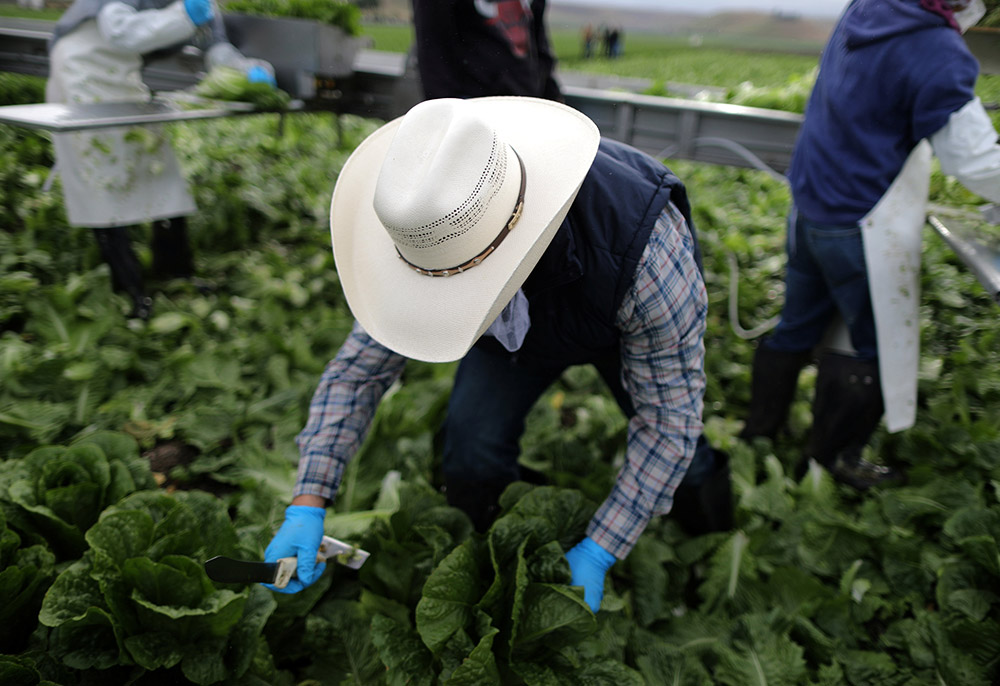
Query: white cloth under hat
329 96 600 363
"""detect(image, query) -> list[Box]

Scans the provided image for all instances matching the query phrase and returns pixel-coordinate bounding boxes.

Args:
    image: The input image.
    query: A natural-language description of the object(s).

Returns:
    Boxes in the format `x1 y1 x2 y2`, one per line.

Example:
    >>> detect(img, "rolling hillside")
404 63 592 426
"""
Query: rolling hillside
362 1 836 51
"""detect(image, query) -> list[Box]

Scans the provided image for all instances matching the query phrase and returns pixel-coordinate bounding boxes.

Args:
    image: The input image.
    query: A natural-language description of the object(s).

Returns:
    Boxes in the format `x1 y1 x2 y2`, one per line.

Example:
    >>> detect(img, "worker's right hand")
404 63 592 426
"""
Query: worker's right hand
262 504 326 594
183 0 213 26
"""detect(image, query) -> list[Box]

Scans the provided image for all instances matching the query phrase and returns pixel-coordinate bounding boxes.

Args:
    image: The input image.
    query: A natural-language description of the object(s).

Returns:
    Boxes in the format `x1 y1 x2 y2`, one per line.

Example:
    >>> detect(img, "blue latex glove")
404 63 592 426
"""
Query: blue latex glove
564 536 616 612
183 0 213 26
246 65 276 87
263 505 326 594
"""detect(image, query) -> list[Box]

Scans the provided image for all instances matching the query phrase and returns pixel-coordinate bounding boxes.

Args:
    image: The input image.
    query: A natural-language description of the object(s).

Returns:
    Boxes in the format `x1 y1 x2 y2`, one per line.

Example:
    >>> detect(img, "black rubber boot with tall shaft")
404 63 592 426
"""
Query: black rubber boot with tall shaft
151 216 194 280
93 227 152 320
803 351 901 489
740 343 812 441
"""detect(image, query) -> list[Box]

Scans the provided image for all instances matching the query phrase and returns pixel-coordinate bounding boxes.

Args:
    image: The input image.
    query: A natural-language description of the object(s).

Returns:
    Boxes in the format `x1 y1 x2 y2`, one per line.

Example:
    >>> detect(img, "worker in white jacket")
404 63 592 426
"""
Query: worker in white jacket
741 0 1000 488
46 0 275 319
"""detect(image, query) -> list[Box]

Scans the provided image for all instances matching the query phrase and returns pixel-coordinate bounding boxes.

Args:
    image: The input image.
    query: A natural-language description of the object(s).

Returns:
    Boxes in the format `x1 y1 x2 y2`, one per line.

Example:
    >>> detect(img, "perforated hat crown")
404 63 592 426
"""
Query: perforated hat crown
373 100 525 275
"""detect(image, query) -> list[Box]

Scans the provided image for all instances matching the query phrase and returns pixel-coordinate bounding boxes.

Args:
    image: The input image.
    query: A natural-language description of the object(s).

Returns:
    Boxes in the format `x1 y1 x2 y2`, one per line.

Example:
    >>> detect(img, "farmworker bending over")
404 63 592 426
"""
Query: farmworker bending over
266 96 731 612
46 0 276 320
741 0 1000 488
411 0 563 101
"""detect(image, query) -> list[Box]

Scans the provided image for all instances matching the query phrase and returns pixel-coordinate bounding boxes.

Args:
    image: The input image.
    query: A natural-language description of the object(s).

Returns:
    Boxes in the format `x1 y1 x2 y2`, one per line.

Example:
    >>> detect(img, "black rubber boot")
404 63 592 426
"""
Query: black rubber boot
801 352 902 490
740 343 813 441
444 477 511 533
670 440 734 536
93 227 153 321
151 216 194 280
128 295 154 321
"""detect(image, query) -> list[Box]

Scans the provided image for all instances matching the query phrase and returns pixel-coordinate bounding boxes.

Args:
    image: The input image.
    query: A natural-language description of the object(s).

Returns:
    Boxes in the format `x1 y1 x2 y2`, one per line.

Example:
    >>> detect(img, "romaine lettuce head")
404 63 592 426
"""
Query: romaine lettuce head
0 507 56 653
0 431 156 560
413 485 598 677
38 490 275 684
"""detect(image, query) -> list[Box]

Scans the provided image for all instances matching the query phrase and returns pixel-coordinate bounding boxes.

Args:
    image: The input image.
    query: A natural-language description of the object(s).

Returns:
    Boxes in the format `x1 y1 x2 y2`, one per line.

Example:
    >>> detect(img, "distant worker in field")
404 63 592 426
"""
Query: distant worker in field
741 0 1000 488
582 23 595 58
263 97 732 612
46 0 276 320
609 25 623 58
411 0 563 101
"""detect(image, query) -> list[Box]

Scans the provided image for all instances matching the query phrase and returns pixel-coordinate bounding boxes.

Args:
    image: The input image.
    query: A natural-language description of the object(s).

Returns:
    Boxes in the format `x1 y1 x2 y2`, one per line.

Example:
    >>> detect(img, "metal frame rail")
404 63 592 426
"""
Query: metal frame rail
927 214 1000 304
563 86 801 174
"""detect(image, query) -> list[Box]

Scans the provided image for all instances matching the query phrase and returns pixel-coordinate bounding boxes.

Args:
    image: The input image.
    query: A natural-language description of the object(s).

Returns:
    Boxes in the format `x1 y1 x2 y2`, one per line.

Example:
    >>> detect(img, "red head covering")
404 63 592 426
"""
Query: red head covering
920 0 961 31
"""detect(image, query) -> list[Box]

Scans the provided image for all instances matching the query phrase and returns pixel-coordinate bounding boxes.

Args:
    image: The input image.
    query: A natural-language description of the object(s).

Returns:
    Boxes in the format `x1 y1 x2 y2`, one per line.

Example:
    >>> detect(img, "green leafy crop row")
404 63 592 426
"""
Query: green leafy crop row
1 67 999 685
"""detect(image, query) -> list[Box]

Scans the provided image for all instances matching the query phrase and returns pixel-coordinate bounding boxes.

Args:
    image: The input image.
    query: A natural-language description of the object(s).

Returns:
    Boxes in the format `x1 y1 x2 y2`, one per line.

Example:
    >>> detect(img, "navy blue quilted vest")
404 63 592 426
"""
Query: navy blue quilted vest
475 138 698 369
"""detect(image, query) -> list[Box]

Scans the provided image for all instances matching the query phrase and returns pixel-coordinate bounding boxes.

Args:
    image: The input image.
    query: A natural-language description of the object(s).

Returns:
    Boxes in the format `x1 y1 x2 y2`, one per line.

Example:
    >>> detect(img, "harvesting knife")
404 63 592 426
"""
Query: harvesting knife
205 536 370 588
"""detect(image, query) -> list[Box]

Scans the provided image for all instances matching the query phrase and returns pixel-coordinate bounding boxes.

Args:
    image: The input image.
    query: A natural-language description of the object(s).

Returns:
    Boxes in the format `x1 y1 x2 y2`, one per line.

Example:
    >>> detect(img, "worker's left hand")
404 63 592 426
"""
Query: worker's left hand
565 536 616 612
246 64 277 87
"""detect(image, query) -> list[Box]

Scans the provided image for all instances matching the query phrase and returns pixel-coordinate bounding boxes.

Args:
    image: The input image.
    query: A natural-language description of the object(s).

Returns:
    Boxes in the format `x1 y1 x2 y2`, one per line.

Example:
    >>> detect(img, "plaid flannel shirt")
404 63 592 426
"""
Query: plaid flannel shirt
295 202 707 559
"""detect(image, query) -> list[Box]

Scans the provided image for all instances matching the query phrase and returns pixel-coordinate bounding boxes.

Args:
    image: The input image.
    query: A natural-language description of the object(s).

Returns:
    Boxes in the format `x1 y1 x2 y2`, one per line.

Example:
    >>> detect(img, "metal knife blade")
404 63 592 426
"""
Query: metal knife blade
204 556 284 585
205 536 370 588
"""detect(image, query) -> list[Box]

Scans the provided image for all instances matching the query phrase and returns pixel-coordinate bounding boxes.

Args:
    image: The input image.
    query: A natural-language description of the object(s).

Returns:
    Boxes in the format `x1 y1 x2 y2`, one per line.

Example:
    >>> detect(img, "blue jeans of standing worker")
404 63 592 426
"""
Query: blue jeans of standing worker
441 344 717 496
765 209 878 361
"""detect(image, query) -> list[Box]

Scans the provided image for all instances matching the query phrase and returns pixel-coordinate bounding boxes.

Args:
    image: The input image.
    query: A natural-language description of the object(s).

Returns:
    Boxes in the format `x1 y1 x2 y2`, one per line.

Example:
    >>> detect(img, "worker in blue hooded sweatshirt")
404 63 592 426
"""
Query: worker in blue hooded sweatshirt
46 0 276 319
741 0 1000 488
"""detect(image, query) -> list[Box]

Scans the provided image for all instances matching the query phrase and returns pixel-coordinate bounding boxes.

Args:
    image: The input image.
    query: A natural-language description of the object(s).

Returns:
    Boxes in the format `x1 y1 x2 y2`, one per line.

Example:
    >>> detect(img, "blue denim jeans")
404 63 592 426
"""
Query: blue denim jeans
765 209 878 361
442 345 564 484
441 344 717 486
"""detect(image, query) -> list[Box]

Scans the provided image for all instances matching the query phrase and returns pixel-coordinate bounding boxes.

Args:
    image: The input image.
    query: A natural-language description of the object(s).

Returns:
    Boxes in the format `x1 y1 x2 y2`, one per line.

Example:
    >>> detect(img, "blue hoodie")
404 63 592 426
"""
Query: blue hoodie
788 0 979 224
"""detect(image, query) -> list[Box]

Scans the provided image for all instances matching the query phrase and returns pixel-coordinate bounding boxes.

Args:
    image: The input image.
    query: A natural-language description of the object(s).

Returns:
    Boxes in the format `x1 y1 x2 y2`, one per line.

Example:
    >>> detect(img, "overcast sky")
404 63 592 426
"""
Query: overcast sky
552 0 852 19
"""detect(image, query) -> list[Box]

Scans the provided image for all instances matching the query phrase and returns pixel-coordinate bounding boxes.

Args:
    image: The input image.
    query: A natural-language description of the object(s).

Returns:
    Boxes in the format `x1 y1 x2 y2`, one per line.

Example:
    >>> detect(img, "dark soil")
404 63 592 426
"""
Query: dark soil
143 440 236 496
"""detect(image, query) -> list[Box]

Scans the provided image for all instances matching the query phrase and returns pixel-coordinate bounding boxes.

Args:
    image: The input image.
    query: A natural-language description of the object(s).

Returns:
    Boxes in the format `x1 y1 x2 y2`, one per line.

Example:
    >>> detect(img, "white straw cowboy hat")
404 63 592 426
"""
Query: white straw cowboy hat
330 96 600 363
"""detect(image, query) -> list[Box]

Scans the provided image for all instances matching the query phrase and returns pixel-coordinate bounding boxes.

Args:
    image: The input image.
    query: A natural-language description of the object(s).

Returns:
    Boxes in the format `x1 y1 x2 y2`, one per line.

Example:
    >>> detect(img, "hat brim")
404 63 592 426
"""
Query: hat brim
330 97 600 363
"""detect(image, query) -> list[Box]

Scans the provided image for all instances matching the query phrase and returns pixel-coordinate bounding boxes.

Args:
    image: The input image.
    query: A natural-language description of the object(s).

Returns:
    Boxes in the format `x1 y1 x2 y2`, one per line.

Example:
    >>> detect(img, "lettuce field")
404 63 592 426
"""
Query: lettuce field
1 44 1000 686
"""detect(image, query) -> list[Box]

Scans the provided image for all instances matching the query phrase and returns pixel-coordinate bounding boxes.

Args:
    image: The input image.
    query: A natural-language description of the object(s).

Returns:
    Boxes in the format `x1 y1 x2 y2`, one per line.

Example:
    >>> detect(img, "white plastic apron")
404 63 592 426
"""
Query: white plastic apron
46 20 196 227
860 140 932 433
